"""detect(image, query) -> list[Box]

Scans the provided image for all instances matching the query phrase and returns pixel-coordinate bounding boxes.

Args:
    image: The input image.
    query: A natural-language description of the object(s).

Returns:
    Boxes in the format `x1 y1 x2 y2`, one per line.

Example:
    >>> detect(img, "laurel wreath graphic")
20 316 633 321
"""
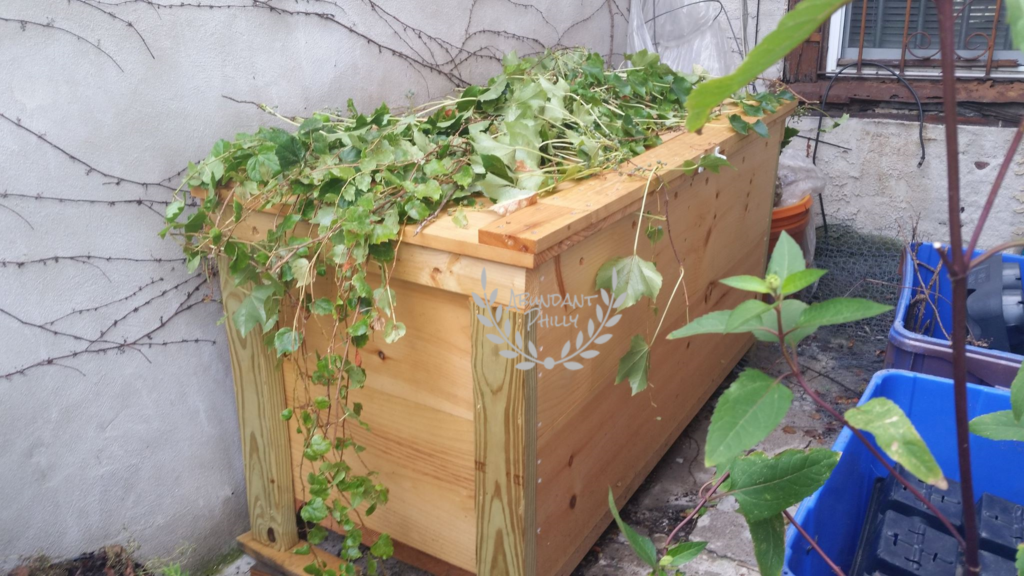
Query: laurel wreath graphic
472 268 625 371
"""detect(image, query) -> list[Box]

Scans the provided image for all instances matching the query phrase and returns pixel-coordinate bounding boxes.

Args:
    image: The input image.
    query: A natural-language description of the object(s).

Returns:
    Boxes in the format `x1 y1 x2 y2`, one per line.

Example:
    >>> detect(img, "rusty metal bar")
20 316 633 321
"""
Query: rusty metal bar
899 0 914 73
857 0 869 73
985 0 1004 76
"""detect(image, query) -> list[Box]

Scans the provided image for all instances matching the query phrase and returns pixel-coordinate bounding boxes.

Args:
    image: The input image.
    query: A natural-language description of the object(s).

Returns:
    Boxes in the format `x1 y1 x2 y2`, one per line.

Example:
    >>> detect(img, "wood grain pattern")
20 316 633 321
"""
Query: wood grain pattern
283 277 477 571
529 116 788 576
471 304 537 576
217 257 300 551
237 533 344 576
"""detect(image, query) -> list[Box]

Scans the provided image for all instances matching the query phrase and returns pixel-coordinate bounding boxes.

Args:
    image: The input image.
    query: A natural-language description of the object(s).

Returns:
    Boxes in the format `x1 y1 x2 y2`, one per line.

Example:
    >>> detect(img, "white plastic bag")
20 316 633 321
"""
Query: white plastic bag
626 0 739 77
777 147 826 209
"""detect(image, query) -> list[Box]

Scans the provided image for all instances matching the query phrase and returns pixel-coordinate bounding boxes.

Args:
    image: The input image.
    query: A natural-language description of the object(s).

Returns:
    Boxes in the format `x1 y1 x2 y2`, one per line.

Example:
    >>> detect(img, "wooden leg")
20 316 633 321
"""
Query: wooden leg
217 256 299 551
471 303 537 576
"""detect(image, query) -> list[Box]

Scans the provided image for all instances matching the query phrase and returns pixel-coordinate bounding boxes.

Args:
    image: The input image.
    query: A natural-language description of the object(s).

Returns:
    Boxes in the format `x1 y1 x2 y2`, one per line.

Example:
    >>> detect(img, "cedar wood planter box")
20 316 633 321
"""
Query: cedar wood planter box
211 101 796 576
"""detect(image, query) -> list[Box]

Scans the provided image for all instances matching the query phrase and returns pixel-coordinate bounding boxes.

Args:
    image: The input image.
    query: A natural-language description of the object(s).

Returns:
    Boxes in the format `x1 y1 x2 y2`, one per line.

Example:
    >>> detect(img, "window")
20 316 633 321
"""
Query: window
823 0 1024 78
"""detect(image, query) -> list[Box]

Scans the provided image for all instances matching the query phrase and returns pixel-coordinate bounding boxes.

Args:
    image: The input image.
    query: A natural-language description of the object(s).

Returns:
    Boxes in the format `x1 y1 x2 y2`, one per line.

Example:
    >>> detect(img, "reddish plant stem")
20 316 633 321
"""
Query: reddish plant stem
665 472 730 547
935 0 980 571
783 509 845 576
964 121 1024 257
968 239 1024 270
775 308 966 549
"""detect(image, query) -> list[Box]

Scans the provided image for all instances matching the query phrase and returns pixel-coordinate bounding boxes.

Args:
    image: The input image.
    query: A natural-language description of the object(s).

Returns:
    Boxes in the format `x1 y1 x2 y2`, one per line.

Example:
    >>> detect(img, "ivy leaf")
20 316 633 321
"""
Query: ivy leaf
846 398 947 488
311 298 334 316
274 328 303 357
246 151 280 183
300 498 329 523
719 275 771 294
698 153 732 173
290 257 313 287
452 207 469 229
747 514 785 576
616 335 651 395
725 449 838 521
595 255 663 310
705 369 792 467
384 320 406 344
741 102 765 117
665 541 707 567
751 119 770 138
970 410 1024 441
1011 363 1024 422
799 298 894 328
370 534 394 560
607 488 658 568
233 284 275 338
766 231 805 282
686 0 848 130
780 268 827 296
728 114 751 135
165 200 185 223
276 135 305 171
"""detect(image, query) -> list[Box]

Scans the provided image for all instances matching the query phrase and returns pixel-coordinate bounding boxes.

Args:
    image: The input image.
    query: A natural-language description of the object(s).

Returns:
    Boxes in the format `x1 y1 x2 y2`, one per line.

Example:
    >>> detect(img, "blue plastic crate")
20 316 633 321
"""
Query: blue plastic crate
782 370 1023 575
885 243 1024 388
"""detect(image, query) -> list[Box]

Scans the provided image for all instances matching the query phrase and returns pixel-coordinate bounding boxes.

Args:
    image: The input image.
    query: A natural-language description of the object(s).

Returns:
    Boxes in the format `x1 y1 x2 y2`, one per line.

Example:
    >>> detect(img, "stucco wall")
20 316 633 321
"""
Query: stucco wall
0 1 622 571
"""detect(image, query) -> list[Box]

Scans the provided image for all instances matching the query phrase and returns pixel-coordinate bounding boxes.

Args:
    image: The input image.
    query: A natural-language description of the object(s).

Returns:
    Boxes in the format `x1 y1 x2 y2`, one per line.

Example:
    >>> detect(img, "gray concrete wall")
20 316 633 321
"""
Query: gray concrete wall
0 1 622 571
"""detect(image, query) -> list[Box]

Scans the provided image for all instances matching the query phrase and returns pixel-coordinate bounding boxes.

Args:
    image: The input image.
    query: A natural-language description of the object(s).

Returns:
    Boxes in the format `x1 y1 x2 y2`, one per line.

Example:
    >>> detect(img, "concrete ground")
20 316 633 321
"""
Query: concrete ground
214 327 887 576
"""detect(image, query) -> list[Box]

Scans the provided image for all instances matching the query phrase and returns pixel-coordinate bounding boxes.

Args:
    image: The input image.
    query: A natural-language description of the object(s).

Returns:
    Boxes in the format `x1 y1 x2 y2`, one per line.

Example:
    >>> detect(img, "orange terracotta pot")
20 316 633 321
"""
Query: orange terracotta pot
769 194 813 260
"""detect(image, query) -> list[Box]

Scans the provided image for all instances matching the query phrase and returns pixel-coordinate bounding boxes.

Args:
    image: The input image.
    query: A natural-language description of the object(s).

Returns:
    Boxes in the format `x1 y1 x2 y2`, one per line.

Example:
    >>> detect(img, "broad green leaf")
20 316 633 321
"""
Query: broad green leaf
752 299 814 345
290 257 313 287
452 207 469 229
616 335 651 395
728 114 751 135
698 153 733 173
727 300 773 332
665 541 707 567
607 488 658 568
274 327 303 357
685 0 849 130
720 275 771 294
799 298 893 328
766 231 805 282
846 398 947 488
1011 363 1024 422
595 255 663 310
384 320 406 344
667 310 730 339
1009 0 1024 49
480 153 514 183
970 410 1024 441
705 369 792 467
311 298 333 316
747 514 786 576
781 268 827 296
725 449 838 521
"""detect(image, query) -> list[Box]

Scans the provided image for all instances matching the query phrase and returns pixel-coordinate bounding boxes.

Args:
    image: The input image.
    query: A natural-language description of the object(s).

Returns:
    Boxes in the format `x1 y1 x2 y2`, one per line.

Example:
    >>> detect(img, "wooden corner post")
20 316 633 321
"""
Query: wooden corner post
471 302 537 576
216 256 300 551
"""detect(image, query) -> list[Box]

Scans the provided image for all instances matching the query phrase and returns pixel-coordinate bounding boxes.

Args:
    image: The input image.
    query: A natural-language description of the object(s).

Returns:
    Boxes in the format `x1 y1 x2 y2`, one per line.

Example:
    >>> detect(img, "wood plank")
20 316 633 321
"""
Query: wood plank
471 304 537 576
218 256 300 551
282 278 478 571
237 533 348 576
529 115 787 576
477 101 797 257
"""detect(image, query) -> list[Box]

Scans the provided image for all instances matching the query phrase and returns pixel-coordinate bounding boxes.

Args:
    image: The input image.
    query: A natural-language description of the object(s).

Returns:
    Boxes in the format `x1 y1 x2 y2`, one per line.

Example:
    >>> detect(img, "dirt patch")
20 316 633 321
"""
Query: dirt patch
8 546 145 576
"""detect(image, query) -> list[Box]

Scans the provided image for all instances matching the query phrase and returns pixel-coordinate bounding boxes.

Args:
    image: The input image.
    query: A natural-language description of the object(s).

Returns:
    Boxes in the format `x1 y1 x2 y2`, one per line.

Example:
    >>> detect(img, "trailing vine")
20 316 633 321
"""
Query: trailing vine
163 47 789 572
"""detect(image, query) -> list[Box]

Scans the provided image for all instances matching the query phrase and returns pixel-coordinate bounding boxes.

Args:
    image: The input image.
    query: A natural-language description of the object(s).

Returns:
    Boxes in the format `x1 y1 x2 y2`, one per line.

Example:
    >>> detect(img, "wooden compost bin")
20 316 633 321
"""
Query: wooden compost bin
217 102 796 576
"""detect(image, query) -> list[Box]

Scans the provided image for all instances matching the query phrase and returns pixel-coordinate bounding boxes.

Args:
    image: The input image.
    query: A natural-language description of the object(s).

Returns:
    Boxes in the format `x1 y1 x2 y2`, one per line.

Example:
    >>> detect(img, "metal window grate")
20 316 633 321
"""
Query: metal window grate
840 0 1021 77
